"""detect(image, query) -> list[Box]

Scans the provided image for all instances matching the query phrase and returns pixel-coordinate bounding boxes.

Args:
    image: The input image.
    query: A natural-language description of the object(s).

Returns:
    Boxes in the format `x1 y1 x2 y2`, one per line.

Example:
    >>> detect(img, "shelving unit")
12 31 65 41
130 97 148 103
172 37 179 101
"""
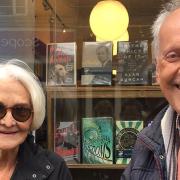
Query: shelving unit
45 85 165 179
46 85 164 155
46 85 163 99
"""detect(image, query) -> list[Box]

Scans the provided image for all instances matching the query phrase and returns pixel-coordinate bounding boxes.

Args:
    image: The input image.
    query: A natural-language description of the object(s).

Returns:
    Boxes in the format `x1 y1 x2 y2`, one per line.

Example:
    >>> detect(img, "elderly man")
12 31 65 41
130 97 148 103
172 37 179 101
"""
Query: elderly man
121 1 180 180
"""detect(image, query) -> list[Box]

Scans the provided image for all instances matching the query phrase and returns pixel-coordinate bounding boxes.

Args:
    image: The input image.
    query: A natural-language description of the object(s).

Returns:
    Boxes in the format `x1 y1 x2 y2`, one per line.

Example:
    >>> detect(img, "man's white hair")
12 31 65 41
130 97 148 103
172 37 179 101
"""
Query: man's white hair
152 0 180 58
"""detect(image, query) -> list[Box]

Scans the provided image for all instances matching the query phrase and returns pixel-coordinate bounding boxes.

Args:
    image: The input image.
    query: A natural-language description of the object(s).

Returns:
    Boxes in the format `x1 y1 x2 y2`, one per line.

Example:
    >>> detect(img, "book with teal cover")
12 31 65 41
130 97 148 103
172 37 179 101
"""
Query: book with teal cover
82 117 113 164
115 120 143 164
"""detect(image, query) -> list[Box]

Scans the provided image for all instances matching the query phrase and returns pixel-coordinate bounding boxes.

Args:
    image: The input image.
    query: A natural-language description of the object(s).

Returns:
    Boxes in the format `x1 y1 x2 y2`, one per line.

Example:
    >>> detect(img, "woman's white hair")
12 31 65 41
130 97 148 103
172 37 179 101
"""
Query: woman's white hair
152 0 180 58
0 59 45 130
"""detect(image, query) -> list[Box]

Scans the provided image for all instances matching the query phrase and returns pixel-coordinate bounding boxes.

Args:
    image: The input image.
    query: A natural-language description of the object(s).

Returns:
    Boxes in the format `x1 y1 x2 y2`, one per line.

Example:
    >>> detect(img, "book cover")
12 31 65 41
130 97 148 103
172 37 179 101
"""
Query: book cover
116 40 149 85
82 117 113 164
46 42 76 86
55 121 80 164
115 120 143 164
81 41 112 85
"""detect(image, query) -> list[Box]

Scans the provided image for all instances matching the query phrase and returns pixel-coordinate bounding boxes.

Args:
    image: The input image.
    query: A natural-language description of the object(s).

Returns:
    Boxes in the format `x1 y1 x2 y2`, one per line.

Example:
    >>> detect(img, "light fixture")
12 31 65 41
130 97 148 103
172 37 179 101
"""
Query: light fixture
90 0 129 41
43 0 67 31
112 69 117 75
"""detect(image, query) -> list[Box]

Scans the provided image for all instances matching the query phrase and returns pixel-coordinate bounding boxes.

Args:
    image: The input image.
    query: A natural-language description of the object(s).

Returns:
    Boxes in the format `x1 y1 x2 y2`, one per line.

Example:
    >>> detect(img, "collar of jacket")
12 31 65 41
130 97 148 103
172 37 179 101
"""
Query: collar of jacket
137 105 170 155
12 135 55 180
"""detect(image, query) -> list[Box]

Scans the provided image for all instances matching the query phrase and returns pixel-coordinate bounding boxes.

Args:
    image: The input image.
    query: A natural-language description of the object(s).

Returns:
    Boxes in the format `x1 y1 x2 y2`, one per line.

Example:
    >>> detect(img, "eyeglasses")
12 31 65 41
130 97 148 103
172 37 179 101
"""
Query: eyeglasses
0 103 33 122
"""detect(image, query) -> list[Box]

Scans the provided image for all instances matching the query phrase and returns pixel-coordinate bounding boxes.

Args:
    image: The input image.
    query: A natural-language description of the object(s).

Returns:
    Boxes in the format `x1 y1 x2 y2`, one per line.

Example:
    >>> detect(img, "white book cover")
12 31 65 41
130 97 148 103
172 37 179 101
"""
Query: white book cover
81 41 112 85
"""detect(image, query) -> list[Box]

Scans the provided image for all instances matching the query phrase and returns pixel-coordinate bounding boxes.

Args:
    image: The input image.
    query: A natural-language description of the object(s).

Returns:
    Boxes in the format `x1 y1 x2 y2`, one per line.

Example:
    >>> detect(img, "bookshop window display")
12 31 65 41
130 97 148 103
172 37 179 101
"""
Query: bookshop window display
34 1 167 180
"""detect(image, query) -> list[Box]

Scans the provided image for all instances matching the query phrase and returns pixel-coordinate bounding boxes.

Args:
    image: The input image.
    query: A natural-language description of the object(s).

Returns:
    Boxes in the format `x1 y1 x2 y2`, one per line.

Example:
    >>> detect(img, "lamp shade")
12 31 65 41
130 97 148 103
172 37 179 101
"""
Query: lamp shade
90 0 129 41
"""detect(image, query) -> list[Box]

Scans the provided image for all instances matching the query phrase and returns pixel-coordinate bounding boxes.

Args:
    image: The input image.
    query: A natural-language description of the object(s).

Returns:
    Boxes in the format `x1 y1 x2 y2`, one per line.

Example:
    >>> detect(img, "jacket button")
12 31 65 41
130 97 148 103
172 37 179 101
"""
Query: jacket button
159 155 164 159
46 165 51 170
32 173 37 178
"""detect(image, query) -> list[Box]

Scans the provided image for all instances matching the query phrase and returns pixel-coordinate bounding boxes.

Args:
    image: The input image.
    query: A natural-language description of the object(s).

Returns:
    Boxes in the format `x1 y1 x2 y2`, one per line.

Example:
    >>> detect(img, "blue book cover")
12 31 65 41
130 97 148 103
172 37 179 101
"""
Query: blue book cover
82 117 113 164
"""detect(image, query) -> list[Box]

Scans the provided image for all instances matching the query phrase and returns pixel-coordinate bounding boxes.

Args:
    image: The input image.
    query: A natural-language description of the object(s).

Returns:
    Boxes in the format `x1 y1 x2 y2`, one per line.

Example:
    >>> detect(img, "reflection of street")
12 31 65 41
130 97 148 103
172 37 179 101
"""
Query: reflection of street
0 0 34 64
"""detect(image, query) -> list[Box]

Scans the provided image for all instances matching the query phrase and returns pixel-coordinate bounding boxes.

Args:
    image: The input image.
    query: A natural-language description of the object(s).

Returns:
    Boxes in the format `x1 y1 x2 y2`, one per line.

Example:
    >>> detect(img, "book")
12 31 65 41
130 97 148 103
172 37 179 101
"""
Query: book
116 40 149 85
81 41 112 85
82 117 113 164
46 42 76 86
115 120 143 164
55 121 80 163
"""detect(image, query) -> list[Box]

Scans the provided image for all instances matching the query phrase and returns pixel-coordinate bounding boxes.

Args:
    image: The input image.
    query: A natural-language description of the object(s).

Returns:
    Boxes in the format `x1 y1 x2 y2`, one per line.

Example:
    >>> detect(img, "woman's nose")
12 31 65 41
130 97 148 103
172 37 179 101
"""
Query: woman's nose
0 111 16 127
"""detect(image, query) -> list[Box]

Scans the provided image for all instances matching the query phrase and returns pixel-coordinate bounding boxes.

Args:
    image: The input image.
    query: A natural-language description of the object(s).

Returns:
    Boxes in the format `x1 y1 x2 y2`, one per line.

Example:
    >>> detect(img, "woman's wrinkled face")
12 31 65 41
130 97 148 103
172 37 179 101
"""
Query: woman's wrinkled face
0 77 32 150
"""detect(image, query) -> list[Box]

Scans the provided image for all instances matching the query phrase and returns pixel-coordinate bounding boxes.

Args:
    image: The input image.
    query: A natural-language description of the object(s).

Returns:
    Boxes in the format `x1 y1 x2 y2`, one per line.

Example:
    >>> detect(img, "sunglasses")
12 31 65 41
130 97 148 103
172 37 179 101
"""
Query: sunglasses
0 103 33 122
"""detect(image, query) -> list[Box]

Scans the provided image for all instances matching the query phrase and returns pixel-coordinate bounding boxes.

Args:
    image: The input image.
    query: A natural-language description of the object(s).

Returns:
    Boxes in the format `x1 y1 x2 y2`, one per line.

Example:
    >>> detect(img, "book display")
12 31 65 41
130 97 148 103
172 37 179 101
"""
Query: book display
46 42 77 86
14 0 169 179
45 41 165 180
116 40 149 85
82 117 113 164
81 41 112 85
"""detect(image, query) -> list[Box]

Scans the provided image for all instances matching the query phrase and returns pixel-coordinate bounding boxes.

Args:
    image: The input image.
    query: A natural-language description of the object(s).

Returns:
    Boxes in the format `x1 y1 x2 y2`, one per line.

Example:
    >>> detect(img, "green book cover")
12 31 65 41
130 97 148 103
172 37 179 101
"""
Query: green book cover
82 117 113 164
115 120 143 164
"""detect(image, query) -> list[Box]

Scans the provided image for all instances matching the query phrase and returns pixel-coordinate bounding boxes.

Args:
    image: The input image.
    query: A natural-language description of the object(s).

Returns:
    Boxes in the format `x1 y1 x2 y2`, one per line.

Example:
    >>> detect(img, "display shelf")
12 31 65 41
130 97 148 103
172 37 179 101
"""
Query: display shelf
46 85 163 99
46 85 164 170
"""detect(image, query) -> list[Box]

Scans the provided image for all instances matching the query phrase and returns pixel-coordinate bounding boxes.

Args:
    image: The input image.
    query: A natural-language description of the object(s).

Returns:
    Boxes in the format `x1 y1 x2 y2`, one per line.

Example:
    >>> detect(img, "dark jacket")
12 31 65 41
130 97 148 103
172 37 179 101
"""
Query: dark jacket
121 107 169 180
11 135 72 180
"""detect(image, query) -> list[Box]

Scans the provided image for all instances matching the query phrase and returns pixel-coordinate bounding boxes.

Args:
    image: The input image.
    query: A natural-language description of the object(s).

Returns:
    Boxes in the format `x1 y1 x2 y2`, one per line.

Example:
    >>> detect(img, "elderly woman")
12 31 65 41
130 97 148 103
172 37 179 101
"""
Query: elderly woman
0 59 72 180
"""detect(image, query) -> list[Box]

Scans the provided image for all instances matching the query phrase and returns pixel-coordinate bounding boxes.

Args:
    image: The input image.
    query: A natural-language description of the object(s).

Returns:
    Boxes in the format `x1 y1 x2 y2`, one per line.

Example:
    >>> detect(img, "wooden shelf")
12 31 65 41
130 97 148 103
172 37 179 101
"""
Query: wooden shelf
68 164 127 169
46 85 164 170
46 85 163 98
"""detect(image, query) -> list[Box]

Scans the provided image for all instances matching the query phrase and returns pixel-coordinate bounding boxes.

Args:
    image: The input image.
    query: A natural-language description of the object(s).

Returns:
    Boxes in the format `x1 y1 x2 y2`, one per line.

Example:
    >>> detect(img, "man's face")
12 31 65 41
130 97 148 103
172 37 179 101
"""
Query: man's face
157 8 180 114
96 47 108 64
